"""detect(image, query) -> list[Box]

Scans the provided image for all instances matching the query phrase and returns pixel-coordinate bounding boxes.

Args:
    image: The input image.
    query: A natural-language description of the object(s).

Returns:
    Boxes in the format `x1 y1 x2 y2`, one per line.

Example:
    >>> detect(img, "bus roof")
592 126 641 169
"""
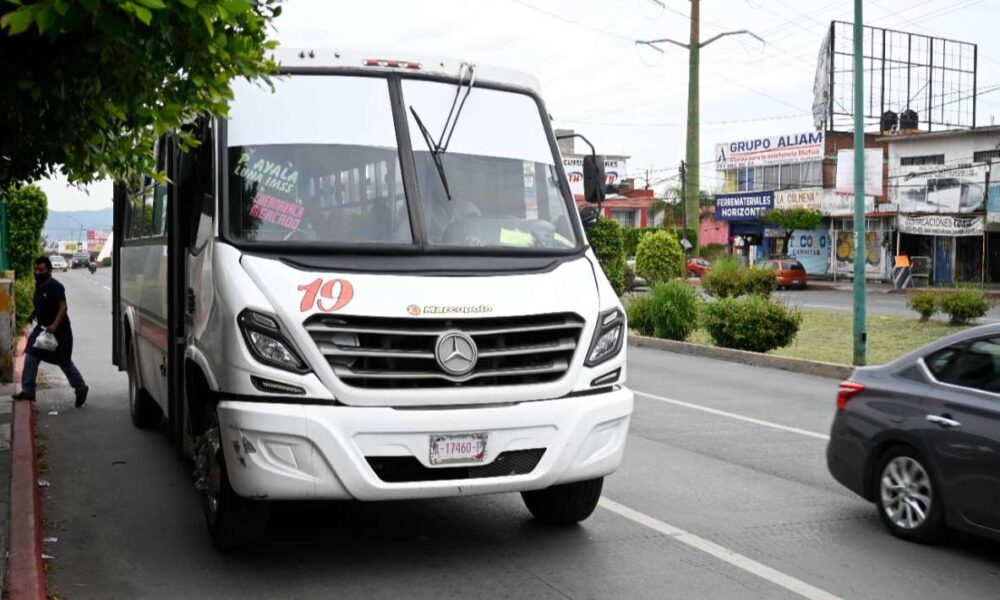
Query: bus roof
271 48 543 96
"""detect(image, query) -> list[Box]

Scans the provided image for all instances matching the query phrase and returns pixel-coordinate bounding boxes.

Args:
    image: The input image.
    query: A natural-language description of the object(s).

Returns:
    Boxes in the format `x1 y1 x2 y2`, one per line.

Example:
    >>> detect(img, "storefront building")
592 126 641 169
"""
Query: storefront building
883 126 1000 284
713 130 889 278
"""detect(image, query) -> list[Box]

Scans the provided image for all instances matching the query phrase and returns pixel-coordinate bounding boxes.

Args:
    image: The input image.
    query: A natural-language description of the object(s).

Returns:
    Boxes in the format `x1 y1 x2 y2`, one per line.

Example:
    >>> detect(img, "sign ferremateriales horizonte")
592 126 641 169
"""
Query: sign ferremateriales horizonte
714 191 775 221
715 131 824 170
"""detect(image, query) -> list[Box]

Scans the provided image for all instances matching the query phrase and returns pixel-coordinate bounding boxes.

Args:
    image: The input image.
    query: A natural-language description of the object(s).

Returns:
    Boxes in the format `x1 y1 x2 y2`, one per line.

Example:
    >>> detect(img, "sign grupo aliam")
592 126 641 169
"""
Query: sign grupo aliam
714 191 775 221
715 131 824 170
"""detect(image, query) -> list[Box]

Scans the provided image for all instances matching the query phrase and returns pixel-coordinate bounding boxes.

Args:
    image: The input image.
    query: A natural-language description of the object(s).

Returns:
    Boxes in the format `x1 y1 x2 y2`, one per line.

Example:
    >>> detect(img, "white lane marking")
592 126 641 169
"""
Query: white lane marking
101 285 112 291
800 303 850 311
634 391 830 441
600 498 843 600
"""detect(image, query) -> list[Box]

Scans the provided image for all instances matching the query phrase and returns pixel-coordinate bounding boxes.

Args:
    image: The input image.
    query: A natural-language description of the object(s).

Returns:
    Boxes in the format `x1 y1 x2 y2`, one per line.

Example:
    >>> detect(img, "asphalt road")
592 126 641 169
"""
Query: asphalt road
774 287 1000 322
29 269 1000 599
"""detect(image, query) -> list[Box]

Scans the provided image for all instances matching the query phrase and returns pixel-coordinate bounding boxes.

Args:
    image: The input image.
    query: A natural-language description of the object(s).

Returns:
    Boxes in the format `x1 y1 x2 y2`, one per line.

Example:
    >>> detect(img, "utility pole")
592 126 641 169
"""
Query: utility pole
852 0 867 366
638 3 763 252
686 0 700 250
679 160 688 241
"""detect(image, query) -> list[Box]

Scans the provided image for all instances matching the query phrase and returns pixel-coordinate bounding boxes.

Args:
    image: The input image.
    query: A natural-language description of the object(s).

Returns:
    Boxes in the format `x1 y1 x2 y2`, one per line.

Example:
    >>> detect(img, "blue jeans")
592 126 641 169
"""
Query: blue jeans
20 352 87 397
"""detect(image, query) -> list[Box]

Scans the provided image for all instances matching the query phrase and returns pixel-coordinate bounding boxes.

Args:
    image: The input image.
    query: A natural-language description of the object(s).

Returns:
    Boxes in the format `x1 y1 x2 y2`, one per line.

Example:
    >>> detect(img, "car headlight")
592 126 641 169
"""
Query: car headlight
238 309 310 373
585 308 625 367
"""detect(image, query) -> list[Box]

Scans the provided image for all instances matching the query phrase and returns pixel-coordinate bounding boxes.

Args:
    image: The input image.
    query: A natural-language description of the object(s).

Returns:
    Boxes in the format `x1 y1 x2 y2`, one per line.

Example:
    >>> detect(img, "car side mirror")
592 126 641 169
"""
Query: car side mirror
583 155 606 205
580 205 600 228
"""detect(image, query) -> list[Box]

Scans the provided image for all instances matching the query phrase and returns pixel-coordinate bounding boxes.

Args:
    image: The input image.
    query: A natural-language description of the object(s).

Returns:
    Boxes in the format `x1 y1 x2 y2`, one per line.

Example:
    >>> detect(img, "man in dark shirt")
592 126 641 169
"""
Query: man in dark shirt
12 256 89 407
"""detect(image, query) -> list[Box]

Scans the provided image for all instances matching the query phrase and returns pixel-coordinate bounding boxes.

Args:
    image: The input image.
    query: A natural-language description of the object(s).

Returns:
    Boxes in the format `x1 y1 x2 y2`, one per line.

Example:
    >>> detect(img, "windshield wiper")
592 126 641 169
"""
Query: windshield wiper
437 62 476 153
406 63 476 202
409 107 453 201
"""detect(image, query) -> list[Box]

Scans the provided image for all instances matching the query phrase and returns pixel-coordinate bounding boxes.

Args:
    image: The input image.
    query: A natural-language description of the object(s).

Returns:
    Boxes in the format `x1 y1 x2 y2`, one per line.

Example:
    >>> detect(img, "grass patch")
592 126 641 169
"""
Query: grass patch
688 310 968 365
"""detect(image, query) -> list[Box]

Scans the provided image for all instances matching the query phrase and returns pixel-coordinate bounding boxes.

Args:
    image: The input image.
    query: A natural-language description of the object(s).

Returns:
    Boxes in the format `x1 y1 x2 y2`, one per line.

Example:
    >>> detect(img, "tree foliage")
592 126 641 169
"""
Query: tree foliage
4 184 48 276
763 208 824 253
586 218 627 296
635 229 684 286
0 0 281 188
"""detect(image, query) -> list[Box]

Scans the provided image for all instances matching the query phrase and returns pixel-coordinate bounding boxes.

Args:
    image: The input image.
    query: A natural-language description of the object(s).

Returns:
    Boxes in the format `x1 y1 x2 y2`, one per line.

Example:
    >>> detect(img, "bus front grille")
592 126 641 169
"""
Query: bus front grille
304 313 585 389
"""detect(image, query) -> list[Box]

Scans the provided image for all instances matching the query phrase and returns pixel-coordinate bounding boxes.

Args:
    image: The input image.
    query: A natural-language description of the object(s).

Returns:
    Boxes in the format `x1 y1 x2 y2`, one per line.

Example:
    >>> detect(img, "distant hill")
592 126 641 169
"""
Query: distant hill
44 208 113 242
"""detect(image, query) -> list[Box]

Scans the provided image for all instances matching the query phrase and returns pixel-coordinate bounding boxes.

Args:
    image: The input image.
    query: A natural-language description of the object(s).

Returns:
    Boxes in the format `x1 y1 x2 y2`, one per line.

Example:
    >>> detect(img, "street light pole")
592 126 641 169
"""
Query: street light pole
852 0 868 366
637 4 763 253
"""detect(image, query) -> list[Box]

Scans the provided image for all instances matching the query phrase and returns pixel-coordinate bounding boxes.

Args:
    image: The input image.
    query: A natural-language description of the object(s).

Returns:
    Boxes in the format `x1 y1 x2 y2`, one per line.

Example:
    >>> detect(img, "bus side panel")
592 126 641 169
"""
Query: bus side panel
121 241 170 411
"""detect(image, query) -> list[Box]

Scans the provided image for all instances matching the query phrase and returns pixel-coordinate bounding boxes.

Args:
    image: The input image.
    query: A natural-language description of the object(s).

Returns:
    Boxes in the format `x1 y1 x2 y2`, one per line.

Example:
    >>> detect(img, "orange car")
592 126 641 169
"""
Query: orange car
763 257 807 290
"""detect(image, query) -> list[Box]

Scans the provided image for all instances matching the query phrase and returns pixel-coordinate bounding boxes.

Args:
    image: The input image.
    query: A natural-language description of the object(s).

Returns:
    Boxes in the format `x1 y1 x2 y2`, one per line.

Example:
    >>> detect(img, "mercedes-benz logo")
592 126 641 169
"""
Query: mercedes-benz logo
435 331 478 376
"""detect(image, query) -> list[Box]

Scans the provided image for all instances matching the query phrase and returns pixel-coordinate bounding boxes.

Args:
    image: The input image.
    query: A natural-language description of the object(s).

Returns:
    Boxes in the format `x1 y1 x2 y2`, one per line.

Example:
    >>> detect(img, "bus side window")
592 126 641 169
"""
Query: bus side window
128 138 160 240
151 136 168 237
192 120 215 252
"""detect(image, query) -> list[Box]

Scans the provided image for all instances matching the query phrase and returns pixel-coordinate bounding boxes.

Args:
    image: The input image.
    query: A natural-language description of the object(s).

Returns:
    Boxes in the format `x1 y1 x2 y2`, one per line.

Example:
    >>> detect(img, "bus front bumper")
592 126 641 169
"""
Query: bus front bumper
216 387 633 501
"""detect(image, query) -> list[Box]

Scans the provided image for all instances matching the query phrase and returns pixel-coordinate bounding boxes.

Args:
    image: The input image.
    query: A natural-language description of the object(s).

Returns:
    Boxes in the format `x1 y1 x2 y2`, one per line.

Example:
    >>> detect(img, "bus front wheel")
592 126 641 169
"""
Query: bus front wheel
199 404 269 551
521 477 604 525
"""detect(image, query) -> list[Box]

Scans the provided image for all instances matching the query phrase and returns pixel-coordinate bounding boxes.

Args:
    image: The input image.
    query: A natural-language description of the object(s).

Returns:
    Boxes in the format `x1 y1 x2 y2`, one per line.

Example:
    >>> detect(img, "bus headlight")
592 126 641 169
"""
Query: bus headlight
238 310 310 374
585 308 625 367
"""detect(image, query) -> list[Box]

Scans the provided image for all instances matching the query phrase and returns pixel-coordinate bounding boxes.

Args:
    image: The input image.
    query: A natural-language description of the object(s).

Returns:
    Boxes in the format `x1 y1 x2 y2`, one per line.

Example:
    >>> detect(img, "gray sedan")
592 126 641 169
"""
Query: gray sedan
827 323 1000 544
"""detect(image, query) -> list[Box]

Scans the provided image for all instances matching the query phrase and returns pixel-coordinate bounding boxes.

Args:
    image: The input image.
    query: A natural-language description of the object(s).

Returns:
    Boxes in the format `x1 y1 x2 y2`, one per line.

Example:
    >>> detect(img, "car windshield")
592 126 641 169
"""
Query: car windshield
225 74 577 252
226 75 411 245
403 79 576 250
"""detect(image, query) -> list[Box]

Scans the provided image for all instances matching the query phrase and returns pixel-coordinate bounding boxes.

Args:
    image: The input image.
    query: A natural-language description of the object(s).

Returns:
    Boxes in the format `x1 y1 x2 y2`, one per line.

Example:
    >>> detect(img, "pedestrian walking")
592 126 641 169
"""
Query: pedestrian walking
12 256 89 407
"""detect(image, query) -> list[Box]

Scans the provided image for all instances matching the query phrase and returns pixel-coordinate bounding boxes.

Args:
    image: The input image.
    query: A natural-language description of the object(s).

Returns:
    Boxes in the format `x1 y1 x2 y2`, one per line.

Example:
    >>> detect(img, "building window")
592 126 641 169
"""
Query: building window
762 165 779 189
724 170 737 192
800 161 822 187
729 161 822 192
900 154 944 166
738 166 755 191
973 149 1000 164
610 209 635 228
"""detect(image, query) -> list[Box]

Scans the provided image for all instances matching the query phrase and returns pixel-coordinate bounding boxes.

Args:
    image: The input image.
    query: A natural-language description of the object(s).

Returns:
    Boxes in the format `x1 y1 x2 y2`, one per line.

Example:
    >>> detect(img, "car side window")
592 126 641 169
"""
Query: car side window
926 337 1000 394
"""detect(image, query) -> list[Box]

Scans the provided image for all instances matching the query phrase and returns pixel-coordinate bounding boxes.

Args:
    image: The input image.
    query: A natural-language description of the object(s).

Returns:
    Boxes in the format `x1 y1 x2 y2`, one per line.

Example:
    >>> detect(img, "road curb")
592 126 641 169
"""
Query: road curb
6 332 46 600
628 334 854 380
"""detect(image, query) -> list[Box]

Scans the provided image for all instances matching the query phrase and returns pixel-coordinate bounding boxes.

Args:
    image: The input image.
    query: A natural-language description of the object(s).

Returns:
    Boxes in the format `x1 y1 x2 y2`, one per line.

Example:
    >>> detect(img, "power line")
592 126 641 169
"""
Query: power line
504 0 636 42
557 112 811 128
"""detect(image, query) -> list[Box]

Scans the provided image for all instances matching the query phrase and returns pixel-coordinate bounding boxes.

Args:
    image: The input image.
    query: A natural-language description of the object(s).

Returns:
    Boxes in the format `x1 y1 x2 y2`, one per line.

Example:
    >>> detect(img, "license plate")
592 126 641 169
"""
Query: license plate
429 432 488 465
793 280 802 285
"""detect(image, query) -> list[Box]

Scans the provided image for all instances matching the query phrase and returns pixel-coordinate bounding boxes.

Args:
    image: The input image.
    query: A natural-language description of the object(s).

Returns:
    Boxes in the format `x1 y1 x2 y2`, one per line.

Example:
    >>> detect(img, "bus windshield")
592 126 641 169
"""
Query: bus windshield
403 79 577 250
227 75 411 245
225 74 577 251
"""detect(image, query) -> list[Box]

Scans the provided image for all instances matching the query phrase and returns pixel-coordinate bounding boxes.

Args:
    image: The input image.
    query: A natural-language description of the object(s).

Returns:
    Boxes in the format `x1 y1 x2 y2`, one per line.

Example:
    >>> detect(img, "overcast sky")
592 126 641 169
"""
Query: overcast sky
40 0 1000 212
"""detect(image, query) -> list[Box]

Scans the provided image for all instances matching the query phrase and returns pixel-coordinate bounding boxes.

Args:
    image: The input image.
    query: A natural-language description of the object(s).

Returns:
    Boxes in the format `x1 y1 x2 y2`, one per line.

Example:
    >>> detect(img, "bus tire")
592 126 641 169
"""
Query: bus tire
521 477 604 525
127 339 161 429
201 404 268 551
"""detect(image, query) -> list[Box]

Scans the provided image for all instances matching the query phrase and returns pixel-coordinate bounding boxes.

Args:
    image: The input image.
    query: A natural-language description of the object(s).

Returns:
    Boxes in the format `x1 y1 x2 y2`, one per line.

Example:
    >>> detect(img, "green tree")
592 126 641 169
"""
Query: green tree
763 208 824 255
635 230 684 286
0 0 281 189
586 218 627 296
4 184 48 276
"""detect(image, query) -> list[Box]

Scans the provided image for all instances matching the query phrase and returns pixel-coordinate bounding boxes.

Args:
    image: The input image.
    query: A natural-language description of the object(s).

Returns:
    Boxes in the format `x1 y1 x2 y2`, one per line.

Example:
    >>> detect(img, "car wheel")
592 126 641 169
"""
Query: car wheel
875 446 945 544
128 340 162 429
521 477 603 525
199 404 269 551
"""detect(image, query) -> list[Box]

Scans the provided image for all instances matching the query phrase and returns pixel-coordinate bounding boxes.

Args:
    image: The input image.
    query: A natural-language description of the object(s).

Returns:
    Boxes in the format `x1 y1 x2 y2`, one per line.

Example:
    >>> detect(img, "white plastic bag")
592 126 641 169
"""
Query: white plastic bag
33 330 58 352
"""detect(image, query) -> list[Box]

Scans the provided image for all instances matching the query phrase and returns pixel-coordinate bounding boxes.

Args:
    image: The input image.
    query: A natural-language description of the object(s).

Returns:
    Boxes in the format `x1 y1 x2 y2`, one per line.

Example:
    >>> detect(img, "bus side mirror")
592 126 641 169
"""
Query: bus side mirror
580 205 600 228
583 155 606 205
